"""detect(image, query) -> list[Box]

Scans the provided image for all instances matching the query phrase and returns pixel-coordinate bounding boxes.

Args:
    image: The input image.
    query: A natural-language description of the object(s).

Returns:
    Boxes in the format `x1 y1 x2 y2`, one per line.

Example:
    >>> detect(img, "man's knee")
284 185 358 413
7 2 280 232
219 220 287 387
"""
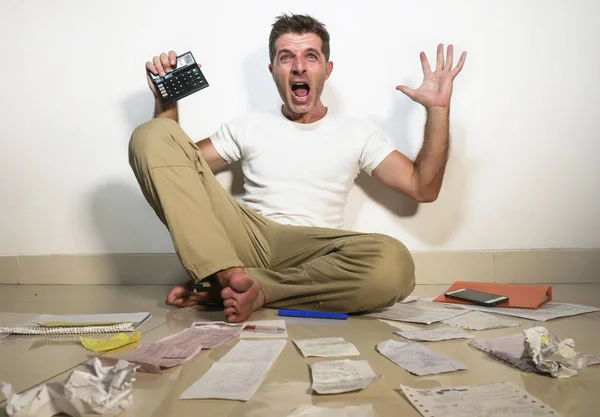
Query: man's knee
360 234 416 310
129 118 182 161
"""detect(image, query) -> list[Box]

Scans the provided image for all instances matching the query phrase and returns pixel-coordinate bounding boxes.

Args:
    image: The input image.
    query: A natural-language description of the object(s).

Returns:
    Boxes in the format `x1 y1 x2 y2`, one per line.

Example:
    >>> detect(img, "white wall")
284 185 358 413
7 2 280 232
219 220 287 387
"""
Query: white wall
1 0 599 256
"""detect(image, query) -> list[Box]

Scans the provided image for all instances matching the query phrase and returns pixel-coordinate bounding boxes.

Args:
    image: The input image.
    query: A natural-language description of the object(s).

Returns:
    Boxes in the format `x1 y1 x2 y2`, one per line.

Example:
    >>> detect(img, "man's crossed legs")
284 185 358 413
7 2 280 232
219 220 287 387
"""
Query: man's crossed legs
128 119 415 322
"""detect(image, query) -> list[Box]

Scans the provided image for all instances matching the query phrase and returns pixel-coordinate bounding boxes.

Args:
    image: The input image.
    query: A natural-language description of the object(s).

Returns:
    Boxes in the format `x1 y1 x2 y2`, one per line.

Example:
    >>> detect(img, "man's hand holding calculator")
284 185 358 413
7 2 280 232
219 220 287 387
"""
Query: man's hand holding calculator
145 50 209 115
145 50 179 97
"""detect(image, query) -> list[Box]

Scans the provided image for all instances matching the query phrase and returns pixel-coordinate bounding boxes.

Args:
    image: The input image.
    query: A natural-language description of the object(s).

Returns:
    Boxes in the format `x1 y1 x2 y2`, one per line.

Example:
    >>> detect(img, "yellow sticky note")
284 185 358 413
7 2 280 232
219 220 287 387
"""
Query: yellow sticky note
81 330 141 353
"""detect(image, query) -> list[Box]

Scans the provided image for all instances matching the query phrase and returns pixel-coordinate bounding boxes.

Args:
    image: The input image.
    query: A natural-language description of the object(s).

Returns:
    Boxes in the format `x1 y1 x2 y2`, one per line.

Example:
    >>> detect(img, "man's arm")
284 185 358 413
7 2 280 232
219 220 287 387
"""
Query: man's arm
154 100 179 122
373 107 449 202
195 138 229 174
146 51 181 122
372 44 466 203
145 51 226 172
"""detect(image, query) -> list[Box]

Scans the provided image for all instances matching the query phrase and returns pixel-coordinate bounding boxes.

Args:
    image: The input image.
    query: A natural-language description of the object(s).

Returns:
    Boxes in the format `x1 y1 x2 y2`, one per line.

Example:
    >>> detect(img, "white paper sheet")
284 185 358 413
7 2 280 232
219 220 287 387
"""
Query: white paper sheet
365 303 467 324
240 319 288 338
401 381 562 417
293 337 360 357
309 359 379 394
179 339 286 401
441 310 521 330
400 295 420 303
286 404 374 417
395 327 474 342
2 358 137 417
426 300 600 322
377 339 468 376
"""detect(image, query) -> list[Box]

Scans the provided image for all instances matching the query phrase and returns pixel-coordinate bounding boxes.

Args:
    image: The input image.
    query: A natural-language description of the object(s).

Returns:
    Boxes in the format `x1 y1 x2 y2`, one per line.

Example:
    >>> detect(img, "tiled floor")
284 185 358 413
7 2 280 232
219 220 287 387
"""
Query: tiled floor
1 284 599 416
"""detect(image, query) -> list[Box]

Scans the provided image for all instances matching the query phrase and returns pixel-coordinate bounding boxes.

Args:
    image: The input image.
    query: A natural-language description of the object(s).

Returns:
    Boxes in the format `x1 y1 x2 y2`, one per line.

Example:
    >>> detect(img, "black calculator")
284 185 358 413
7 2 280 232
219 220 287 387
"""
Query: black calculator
147 51 209 106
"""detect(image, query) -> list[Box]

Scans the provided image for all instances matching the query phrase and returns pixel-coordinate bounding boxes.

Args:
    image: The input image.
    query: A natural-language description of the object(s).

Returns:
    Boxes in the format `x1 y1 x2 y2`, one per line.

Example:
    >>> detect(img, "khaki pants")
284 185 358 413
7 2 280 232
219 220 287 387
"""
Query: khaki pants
128 118 415 313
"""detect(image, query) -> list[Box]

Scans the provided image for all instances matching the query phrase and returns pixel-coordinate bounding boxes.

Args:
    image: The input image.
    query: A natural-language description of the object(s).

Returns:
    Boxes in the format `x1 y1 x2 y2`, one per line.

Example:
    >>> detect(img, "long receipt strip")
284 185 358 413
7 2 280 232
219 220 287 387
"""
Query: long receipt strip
189 321 244 346
401 381 562 417
180 339 286 401
365 303 467 324
293 337 360 357
286 404 374 417
441 310 521 330
395 327 474 342
377 339 468 376
106 323 241 373
309 359 380 394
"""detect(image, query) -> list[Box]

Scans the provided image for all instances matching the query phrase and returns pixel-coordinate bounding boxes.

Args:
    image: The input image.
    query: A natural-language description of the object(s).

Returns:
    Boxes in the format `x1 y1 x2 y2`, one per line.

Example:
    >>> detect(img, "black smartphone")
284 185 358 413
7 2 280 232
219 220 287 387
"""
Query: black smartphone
444 288 509 307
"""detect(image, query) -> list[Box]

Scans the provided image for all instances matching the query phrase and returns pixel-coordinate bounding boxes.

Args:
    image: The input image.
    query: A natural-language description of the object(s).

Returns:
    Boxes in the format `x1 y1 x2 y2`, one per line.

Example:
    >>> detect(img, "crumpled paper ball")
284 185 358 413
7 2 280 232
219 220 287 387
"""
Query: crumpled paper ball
2 357 137 417
521 326 589 378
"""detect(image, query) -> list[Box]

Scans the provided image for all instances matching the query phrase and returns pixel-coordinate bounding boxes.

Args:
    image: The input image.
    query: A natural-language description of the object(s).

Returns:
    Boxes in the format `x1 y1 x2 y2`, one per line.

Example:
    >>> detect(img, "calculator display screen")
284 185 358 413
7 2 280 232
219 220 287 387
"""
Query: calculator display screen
176 53 194 69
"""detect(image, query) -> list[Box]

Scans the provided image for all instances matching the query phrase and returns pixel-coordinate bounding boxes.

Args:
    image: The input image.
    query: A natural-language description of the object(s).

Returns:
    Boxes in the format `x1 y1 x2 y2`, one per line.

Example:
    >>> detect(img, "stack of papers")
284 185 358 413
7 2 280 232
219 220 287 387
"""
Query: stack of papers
441 311 521 330
425 300 600 322
395 327 474 342
364 303 467 324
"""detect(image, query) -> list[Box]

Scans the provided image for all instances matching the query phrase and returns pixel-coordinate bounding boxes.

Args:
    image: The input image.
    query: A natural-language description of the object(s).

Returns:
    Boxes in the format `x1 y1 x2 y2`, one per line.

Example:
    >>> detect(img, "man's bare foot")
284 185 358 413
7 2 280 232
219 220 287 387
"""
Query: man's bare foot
166 280 222 307
218 268 265 323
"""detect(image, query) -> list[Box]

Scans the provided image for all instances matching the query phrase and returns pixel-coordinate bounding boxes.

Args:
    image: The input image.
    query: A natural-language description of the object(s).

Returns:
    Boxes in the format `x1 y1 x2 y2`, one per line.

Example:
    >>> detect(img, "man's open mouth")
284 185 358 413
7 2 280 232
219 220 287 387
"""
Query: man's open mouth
291 82 310 102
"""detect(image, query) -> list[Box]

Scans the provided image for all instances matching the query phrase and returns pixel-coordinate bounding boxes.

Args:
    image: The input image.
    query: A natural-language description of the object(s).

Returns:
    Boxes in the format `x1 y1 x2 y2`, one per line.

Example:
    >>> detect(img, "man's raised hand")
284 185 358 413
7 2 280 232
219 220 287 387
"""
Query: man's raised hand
145 51 177 99
396 44 467 110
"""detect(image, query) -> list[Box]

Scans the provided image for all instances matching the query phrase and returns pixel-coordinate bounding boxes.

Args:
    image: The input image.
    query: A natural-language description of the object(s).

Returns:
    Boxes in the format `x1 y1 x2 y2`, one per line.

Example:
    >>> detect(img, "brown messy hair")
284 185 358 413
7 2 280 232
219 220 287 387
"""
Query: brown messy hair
268 13 331 63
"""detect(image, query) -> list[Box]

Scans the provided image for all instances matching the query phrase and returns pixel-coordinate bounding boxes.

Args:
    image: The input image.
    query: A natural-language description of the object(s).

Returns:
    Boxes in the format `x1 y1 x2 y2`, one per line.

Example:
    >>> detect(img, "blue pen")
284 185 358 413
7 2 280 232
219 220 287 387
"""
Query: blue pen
278 309 348 320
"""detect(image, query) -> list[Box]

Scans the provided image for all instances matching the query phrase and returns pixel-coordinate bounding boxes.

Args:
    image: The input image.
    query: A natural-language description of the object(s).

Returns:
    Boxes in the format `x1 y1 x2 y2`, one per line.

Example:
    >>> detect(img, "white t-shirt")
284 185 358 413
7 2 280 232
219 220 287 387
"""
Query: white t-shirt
209 107 395 229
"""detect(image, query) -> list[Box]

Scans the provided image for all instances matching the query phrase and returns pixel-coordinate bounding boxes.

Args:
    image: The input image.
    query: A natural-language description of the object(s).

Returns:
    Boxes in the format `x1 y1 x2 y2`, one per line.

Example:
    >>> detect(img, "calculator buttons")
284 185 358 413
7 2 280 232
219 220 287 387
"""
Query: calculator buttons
153 53 208 105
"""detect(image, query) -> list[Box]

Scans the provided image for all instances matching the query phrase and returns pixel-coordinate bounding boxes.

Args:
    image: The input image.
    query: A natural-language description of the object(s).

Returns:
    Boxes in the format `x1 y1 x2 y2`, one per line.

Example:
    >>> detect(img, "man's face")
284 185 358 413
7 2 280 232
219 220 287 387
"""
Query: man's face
269 32 333 117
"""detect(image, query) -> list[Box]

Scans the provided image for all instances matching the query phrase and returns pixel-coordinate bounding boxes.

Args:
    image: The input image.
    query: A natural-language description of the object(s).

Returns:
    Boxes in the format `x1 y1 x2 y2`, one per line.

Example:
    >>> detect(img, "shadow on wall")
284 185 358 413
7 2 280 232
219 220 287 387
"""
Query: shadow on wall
88 181 189 285
345 87 473 246
123 90 154 135
88 83 246 285
344 89 420 228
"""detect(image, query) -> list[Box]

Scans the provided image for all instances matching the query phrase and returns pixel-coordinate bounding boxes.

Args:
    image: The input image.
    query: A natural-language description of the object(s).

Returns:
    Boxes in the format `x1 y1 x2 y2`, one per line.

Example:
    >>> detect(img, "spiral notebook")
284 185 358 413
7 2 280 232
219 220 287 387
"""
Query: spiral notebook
0 312 152 335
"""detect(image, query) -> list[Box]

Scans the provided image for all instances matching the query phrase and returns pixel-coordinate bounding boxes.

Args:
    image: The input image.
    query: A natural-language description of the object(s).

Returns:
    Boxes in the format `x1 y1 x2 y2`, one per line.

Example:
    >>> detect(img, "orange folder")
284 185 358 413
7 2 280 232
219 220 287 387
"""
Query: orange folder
433 281 552 309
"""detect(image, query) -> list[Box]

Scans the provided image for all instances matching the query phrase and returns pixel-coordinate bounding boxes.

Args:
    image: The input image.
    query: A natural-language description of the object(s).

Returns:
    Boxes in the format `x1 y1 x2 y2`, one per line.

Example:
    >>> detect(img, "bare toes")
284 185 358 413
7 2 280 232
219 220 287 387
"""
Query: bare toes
223 298 235 308
221 287 234 300
226 315 242 323
224 306 236 316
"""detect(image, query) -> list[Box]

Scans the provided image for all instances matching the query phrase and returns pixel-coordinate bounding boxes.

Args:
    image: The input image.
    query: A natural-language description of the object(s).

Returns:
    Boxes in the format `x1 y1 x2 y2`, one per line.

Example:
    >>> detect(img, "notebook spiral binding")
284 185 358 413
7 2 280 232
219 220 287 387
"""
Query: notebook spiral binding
0 333 114 348
0 322 136 335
